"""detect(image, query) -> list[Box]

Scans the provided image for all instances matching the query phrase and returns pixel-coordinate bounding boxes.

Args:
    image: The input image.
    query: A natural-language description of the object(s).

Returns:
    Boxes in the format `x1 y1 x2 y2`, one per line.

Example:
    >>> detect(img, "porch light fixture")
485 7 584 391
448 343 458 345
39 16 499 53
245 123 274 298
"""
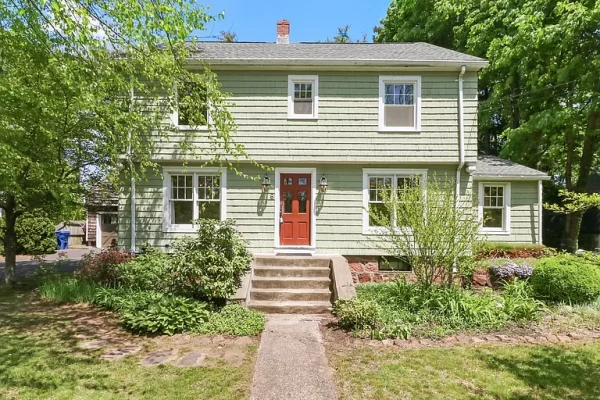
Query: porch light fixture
261 174 271 192
319 174 329 192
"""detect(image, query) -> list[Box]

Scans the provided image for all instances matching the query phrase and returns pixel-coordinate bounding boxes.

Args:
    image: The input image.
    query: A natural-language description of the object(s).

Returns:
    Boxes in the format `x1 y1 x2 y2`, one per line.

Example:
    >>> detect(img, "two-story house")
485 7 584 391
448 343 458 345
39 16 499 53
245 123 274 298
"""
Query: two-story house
117 21 549 312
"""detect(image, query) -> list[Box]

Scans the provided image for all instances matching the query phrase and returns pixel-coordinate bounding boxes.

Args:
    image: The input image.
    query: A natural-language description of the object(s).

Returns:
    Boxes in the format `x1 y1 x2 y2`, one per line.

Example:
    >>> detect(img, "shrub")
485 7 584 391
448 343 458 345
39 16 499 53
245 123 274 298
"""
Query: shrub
78 249 132 285
333 297 382 331
198 304 265 336
170 219 252 300
38 275 100 304
115 246 172 291
0 212 57 255
489 259 534 281
475 242 552 260
120 294 211 335
530 255 600 304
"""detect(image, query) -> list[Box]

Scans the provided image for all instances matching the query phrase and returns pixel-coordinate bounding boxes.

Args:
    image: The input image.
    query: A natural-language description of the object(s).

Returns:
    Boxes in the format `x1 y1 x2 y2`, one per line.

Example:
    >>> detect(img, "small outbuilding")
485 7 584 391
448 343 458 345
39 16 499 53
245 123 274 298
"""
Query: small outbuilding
85 185 119 249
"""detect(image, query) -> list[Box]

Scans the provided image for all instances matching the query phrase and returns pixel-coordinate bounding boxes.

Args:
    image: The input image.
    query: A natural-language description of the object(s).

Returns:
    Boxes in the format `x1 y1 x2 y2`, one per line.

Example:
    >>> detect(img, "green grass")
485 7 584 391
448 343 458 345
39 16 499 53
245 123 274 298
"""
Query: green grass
330 342 600 400
0 287 255 400
38 275 100 304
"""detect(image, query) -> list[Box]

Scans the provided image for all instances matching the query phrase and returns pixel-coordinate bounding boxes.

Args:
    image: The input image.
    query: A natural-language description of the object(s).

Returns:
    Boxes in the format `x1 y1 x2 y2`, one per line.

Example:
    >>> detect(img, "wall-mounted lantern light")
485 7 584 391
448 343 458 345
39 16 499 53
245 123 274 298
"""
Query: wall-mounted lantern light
261 174 271 192
319 174 329 192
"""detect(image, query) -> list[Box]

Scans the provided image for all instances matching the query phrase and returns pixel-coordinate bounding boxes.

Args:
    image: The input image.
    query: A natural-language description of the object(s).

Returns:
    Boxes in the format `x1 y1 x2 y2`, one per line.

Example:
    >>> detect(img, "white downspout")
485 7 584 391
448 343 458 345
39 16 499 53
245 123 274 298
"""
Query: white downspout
538 180 543 244
128 85 136 253
456 65 467 204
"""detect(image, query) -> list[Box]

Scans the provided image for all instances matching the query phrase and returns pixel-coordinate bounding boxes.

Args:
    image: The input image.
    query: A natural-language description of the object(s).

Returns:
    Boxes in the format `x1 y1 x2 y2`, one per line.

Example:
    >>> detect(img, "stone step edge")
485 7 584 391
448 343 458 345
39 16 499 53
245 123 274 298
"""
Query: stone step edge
251 288 332 294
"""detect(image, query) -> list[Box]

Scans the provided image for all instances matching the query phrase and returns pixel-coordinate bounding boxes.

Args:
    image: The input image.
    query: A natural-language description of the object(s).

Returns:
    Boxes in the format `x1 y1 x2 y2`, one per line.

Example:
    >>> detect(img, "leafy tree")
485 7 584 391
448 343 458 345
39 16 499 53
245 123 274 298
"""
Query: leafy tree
368 177 480 286
0 0 248 284
375 0 600 251
218 30 237 42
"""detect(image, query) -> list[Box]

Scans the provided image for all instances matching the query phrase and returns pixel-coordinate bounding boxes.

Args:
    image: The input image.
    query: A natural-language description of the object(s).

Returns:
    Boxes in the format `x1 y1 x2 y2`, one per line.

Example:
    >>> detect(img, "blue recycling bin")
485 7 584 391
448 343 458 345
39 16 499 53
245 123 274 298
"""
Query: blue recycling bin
56 230 70 250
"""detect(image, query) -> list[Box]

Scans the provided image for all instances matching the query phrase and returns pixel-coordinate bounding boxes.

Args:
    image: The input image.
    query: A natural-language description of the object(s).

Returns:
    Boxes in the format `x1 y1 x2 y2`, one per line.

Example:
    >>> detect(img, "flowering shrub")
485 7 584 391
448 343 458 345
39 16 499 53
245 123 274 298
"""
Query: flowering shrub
78 249 132 285
489 259 534 281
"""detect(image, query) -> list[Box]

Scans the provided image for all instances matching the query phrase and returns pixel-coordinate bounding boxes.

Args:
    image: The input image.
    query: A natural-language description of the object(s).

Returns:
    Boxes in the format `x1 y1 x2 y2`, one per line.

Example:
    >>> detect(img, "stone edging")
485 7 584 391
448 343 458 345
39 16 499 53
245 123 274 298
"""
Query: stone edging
364 331 600 349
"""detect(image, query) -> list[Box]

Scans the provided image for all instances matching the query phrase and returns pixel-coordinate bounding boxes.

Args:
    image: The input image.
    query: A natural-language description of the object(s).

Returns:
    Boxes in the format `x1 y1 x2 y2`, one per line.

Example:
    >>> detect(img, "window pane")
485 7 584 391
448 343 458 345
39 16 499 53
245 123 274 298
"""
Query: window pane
299 191 307 214
172 201 193 225
405 84 414 95
178 81 208 126
384 105 415 127
483 209 503 228
298 178 307 185
369 203 390 227
284 191 292 213
294 101 313 115
199 201 220 220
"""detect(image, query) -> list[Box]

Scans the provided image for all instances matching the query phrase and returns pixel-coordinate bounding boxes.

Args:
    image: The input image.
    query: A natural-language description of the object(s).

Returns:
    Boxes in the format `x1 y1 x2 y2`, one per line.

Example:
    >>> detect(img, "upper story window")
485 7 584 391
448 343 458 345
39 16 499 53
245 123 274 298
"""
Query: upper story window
175 81 209 128
478 182 511 235
378 76 421 132
162 167 227 233
288 75 318 119
362 169 427 234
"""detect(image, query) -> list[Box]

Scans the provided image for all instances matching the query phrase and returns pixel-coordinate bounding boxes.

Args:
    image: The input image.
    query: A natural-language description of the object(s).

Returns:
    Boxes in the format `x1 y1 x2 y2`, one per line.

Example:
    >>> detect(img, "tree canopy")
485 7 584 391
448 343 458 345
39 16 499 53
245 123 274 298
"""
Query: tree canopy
0 0 248 283
376 0 600 250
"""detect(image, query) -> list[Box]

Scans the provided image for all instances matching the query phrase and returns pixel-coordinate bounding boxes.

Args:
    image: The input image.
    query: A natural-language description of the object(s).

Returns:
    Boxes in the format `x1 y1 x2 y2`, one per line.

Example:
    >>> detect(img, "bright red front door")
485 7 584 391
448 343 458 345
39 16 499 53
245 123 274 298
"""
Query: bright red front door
280 174 311 246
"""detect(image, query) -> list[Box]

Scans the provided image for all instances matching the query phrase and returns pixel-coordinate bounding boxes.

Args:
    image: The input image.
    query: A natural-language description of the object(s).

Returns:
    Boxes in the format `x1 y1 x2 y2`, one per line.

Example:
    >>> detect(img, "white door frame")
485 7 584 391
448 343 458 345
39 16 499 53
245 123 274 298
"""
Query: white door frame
274 167 317 251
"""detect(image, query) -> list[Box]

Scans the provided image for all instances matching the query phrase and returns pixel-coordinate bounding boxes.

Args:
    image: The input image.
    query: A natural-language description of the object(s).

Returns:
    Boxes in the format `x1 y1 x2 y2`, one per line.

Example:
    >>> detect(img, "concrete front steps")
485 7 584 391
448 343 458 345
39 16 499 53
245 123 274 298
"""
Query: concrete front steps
248 256 333 314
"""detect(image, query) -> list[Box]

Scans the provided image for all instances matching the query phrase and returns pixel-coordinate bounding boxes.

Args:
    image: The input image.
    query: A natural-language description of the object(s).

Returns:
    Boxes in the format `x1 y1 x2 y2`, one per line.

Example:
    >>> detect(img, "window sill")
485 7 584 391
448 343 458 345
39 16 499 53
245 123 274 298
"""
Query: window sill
287 115 318 121
163 225 197 234
363 227 413 235
479 229 511 236
378 127 421 133
176 125 208 131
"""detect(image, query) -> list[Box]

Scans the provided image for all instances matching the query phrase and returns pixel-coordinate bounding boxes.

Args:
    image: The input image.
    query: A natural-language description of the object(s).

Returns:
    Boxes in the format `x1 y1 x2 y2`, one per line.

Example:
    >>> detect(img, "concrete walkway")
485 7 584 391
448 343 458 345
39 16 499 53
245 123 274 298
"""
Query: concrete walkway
250 315 337 400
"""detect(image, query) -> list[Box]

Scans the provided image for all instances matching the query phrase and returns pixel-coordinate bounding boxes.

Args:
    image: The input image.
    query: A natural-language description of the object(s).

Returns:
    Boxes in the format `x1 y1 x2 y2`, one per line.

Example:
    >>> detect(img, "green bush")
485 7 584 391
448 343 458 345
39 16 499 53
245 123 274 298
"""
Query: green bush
530 255 600 304
170 219 252 300
333 298 382 331
115 246 173 291
38 275 100 304
337 278 543 339
198 304 265 336
0 212 57 255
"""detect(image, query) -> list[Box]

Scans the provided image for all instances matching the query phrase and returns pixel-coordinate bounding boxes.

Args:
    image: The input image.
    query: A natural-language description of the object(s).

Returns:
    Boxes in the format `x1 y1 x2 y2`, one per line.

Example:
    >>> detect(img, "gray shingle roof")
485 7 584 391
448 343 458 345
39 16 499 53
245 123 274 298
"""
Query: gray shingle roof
473 155 550 180
188 42 487 66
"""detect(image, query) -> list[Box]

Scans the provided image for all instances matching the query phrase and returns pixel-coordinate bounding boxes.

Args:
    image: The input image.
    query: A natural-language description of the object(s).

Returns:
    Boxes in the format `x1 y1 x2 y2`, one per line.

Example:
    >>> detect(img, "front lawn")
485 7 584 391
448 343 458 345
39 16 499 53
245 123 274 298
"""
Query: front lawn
328 342 600 400
0 288 256 400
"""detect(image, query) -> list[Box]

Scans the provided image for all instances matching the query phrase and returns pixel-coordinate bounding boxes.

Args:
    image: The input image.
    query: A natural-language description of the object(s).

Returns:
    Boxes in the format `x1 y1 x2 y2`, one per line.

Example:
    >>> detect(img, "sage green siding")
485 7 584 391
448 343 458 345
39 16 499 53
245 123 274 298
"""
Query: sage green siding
153 71 479 164
476 180 541 244
118 164 476 253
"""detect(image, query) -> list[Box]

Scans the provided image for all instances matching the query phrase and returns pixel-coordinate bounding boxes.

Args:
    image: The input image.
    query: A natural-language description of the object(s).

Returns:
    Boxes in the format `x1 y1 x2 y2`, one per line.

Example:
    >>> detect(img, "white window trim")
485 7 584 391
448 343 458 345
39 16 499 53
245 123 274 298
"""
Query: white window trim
170 84 211 130
478 182 511 235
288 75 319 120
162 167 227 233
274 167 317 250
362 168 428 235
378 75 422 132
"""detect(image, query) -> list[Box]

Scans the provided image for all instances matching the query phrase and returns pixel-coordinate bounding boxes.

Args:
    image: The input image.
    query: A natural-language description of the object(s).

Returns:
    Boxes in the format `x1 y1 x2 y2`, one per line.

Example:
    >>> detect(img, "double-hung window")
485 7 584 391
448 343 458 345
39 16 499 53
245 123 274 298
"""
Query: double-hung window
363 169 427 233
478 182 511 234
378 76 421 132
163 167 226 232
174 81 209 128
288 75 318 119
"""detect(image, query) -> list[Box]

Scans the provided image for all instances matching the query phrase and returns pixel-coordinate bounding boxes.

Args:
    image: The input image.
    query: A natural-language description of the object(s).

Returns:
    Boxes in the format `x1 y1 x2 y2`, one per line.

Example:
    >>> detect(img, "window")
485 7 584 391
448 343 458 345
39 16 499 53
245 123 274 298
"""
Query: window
379 256 411 271
163 168 227 232
175 81 208 127
288 75 318 119
101 214 117 225
478 182 511 234
378 76 421 132
362 169 427 233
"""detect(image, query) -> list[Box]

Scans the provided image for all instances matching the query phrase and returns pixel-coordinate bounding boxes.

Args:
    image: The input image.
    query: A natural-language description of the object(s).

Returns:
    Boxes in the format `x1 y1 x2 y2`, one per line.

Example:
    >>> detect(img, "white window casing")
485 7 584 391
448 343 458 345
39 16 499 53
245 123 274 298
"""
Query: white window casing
478 182 511 235
288 75 319 119
378 75 421 132
170 83 211 130
362 168 428 234
162 167 227 233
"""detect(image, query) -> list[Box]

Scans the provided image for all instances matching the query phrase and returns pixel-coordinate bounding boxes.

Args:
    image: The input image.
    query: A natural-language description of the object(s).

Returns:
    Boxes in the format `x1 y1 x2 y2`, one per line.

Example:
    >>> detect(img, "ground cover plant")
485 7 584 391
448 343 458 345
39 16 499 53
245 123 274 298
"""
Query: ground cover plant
334 278 543 339
38 219 264 336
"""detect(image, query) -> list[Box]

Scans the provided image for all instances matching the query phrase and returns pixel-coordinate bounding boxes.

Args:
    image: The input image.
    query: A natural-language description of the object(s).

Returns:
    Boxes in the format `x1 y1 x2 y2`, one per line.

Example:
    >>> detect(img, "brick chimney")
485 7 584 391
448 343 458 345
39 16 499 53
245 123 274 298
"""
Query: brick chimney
276 20 290 44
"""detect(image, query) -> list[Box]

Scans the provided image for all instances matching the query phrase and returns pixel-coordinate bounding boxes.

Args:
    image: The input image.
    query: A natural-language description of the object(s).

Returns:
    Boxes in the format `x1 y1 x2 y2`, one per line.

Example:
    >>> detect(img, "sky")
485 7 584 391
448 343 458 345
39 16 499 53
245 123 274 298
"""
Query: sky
200 0 392 43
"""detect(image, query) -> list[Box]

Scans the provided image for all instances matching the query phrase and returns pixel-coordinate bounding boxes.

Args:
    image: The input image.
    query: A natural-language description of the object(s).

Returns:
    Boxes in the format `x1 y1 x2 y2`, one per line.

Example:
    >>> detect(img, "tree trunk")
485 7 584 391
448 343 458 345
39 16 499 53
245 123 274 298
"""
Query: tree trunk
3 196 19 285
